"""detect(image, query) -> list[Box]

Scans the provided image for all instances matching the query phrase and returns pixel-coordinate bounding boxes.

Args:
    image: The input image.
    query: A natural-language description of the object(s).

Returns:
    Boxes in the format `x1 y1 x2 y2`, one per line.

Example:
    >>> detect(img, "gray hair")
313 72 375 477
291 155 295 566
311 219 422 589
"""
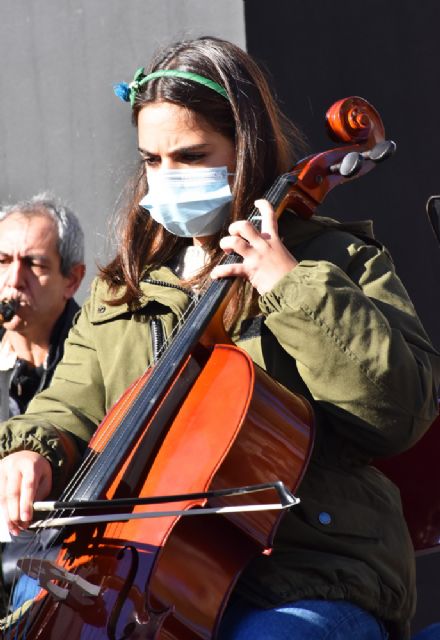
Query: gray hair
0 193 85 276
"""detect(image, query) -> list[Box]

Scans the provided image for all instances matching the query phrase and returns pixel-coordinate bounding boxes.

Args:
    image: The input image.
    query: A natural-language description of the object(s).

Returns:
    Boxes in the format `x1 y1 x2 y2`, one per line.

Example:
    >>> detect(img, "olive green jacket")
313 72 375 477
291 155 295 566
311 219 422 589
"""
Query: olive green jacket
1 214 439 638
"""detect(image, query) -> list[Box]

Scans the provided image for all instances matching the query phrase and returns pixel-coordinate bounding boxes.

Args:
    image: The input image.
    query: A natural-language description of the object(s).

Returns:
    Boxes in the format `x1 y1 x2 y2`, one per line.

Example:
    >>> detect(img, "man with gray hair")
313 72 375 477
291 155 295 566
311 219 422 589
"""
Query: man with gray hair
0 193 85 614
0 192 85 420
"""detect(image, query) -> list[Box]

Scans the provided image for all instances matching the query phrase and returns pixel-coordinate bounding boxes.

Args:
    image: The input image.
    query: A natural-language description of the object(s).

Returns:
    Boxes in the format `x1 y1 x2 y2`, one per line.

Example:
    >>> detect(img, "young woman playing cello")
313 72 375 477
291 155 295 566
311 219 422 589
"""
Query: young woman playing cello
0 36 438 640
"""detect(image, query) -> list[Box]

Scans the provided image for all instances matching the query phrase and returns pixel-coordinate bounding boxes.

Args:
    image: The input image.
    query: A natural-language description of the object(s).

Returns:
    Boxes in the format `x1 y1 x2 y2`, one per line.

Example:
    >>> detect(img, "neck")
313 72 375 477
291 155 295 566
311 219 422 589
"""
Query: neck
4 327 52 367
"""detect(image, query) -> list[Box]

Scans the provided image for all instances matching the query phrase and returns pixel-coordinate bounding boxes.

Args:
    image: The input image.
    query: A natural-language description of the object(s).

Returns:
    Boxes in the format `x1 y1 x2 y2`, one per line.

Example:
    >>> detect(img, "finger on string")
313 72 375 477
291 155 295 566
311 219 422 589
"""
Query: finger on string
254 199 278 238
227 219 265 245
211 263 246 280
219 236 252 257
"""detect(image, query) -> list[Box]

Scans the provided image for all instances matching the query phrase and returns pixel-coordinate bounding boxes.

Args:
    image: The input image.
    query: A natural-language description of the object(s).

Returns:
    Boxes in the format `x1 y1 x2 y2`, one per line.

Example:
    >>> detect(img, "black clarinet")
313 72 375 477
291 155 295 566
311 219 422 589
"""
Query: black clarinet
0 299 18 325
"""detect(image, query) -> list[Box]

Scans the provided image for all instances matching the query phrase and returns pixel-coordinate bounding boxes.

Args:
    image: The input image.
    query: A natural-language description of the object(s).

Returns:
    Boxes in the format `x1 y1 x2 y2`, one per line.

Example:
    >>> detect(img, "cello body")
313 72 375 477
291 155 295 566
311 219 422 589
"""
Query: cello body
10 345 313 639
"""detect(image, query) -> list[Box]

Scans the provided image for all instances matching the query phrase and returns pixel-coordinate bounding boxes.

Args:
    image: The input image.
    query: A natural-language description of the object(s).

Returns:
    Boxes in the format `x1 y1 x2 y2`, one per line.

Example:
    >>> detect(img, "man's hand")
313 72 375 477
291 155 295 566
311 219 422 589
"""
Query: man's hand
0 451 52 535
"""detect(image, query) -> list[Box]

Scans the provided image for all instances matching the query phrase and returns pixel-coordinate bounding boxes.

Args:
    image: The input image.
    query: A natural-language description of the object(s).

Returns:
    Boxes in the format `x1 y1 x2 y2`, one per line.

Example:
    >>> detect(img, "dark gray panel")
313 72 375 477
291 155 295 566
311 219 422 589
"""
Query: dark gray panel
244 0 440 348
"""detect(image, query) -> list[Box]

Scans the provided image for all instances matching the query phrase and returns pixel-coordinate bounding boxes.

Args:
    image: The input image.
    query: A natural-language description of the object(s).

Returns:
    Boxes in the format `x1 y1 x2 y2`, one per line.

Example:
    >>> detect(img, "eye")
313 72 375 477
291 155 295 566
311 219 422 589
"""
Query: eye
178 152 206 164
142 154 160 167
31 262 48 275
23 257 49 274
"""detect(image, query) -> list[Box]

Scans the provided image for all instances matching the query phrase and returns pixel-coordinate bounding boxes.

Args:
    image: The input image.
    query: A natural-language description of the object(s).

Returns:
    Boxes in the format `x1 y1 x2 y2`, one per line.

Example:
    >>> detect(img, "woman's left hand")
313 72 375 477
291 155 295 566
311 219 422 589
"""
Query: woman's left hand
211 199 298 294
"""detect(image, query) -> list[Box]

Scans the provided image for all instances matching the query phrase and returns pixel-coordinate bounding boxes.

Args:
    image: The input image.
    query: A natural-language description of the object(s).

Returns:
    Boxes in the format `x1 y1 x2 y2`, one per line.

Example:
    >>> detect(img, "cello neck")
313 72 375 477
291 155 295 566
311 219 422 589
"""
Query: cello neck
67 173 296 502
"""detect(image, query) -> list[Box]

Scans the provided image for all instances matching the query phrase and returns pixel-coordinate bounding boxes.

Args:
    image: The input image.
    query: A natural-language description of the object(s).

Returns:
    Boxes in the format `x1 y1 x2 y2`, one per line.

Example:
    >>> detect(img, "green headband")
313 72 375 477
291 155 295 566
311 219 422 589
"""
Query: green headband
114 67 229 107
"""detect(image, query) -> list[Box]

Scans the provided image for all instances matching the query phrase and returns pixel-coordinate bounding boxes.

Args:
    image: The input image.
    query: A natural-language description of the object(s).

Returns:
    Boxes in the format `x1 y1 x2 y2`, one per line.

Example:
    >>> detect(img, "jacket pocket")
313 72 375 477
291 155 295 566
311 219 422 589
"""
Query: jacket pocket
297 496 384 542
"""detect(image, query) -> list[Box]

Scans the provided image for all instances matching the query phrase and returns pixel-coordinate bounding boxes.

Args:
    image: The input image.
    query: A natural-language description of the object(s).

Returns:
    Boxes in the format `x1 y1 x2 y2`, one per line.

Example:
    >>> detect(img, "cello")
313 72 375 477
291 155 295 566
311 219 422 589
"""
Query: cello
2 96 395 639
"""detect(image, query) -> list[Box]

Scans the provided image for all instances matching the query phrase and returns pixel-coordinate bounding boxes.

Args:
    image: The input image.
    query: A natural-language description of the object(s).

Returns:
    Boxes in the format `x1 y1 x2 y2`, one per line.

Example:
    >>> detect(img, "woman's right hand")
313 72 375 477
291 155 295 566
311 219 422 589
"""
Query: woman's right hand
211 199 298 295
0 451 52 535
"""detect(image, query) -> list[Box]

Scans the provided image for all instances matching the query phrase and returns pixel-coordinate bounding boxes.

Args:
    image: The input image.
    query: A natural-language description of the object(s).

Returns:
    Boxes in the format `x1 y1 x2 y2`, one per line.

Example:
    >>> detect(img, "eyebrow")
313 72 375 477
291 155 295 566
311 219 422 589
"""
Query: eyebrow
25 254 51 264
138 143 211 156
0 251 51 264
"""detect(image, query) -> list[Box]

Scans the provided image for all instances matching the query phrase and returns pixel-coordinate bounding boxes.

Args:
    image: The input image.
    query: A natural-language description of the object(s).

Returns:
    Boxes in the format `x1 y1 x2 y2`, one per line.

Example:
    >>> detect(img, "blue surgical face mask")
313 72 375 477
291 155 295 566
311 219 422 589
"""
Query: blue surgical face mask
139 166 233 238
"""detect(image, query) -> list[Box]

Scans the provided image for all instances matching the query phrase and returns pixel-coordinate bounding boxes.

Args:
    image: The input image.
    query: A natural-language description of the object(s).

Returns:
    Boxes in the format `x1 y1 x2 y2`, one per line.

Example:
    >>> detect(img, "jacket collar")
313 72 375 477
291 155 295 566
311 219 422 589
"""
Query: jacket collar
89 266 193 324
278 211 375 247
46 298 80 371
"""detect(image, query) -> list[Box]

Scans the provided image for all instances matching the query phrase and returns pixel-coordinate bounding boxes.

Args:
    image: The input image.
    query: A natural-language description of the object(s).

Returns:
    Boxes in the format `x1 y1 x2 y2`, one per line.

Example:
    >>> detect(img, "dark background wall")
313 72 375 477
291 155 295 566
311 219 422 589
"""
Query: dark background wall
244 1 440 632
245 0 440 349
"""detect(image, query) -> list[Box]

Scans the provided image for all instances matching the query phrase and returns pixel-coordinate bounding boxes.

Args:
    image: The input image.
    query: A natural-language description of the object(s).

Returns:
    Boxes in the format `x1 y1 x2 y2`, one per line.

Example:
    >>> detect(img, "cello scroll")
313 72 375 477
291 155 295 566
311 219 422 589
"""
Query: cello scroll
280 96 396 219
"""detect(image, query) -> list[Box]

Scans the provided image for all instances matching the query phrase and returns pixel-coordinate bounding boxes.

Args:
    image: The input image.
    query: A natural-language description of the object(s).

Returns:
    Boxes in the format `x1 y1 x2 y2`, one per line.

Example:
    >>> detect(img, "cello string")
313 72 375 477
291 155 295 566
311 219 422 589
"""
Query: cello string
5 174 292 632
4 175 291 622
27 172 289 506
5 174 290 634
28 178 289 519
57 175 291 492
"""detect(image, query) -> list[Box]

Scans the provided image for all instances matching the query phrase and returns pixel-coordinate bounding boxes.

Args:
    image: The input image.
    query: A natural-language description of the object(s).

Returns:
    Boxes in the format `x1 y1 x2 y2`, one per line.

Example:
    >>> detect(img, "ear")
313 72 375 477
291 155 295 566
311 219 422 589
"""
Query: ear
63 263 86 300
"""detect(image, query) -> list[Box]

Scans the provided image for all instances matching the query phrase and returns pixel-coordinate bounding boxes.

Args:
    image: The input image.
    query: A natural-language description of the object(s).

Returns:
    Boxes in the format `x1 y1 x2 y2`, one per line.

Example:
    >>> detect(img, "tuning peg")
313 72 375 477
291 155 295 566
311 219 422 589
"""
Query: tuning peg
330 151 363 177
362 140 396 163
329 140 396 178
426 195 440 247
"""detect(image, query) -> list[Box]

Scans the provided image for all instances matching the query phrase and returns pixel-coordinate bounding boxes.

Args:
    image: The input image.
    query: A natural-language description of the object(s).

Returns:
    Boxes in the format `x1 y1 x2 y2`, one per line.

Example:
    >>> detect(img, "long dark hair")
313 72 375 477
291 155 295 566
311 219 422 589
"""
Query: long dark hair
100 36 305 307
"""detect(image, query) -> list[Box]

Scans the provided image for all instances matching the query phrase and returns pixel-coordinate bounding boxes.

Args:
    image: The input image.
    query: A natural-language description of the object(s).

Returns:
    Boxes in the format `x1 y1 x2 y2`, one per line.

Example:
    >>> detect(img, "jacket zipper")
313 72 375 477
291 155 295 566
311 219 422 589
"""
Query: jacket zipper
142 277 198 300
143 278 198 364
150 317 164 364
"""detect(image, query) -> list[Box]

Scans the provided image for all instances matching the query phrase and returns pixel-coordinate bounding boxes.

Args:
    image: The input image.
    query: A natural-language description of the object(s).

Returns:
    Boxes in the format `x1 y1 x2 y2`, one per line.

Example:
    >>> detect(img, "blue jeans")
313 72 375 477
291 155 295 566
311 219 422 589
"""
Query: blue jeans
12 582 390 639
11 574 40 611
219 598 389 639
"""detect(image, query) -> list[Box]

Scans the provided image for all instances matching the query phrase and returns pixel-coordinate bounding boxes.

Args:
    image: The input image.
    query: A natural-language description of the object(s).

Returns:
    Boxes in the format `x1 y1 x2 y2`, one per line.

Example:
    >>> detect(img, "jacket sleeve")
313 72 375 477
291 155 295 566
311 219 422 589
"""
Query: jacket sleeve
258 241 440 457
0 300 104 493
